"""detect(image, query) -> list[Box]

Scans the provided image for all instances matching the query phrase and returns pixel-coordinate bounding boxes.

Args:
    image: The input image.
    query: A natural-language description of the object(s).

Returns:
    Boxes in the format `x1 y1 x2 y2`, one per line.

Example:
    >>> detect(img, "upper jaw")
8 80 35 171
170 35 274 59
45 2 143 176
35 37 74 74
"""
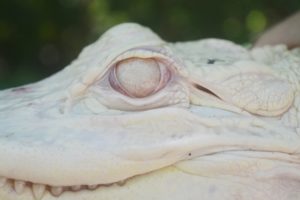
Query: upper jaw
0 104 298 187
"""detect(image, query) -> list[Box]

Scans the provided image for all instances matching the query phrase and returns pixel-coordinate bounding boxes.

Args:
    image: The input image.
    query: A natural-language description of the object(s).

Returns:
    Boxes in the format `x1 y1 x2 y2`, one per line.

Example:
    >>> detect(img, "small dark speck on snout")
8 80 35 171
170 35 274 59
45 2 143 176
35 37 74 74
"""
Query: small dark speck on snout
27 103 34 106
207 58 224 64
2 132 15 138
12 87 30 93
188 153 192 156
207 59 216 64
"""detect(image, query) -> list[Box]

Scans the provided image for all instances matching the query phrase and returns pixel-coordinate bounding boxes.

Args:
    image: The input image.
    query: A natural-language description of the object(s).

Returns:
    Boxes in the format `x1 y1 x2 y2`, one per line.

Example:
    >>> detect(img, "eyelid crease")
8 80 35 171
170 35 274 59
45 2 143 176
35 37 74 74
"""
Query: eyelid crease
192 83 221 99
107 46 187 77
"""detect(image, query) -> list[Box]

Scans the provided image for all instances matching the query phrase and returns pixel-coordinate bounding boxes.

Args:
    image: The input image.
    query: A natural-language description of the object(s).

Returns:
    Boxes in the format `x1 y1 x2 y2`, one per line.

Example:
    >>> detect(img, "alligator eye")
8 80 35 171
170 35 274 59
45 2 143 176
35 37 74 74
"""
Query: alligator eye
109 58 171 98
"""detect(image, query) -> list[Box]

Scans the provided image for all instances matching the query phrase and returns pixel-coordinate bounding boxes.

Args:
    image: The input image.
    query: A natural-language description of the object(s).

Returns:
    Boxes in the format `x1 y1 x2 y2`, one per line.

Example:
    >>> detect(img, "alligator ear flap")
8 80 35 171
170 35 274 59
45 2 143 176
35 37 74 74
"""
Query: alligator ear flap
220 72 294 116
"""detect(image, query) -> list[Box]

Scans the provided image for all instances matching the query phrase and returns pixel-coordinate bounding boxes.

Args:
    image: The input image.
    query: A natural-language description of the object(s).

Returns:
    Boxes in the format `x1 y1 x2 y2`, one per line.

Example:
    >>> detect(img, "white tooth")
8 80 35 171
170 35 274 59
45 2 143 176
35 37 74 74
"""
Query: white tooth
87 184 98 190
0 177 7 187
51 186 63 196
14 180 26 194
71 185 81 191
32 184 46 200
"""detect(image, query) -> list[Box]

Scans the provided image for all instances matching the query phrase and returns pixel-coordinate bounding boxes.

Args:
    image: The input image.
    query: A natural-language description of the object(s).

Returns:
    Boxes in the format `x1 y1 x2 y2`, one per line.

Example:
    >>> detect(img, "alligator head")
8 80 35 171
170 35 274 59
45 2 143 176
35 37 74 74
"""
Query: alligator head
0 23 300 200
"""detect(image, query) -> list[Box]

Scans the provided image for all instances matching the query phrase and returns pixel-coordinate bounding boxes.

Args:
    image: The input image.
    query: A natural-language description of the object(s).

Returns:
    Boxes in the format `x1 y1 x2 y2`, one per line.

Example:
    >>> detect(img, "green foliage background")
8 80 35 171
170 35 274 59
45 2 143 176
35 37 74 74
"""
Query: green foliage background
0 0 299 89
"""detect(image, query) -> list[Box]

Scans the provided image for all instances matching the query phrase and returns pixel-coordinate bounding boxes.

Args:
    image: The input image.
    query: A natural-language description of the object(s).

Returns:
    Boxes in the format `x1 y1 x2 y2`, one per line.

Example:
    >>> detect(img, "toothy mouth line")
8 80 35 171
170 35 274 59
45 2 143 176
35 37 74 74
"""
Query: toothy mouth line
0 176 126 199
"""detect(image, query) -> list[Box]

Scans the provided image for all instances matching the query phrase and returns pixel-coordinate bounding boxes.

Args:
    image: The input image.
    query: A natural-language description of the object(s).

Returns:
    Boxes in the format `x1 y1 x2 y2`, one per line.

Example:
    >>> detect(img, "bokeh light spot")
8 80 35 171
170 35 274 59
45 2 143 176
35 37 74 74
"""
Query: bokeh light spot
246 10 267 33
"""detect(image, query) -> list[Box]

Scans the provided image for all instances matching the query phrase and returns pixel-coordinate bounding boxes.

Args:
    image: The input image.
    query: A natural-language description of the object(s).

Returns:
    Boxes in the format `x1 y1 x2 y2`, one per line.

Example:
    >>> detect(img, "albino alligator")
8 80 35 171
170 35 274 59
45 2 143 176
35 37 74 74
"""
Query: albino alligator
0 23 300 200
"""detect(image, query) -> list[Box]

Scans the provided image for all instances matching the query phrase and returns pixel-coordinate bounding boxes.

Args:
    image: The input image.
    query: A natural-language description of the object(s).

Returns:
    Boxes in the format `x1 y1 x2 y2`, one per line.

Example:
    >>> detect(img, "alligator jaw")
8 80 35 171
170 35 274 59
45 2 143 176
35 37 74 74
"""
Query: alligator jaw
0 106 299 200
1 149 300 200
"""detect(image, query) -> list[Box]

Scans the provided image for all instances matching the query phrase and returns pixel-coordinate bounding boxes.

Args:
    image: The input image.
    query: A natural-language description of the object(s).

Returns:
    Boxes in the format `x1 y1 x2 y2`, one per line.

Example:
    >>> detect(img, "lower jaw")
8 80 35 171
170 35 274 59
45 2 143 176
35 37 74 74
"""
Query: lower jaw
1 152 300 200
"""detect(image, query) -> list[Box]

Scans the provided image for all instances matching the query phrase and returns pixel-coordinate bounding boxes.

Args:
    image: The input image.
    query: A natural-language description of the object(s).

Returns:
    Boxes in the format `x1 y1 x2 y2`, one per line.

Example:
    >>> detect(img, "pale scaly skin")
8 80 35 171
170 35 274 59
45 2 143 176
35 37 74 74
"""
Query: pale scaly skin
0 23 299 200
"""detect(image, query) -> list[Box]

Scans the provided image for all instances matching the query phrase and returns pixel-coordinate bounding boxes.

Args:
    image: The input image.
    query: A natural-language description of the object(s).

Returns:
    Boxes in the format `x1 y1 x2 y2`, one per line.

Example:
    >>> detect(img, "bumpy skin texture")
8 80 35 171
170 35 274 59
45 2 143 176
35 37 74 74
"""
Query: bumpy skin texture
0 23 300 200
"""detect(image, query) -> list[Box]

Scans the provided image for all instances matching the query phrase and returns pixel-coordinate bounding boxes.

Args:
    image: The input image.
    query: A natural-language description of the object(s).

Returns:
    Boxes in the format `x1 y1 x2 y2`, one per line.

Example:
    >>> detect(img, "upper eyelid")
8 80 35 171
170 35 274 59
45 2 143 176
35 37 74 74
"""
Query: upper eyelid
111 47 177 68
102 45 186 79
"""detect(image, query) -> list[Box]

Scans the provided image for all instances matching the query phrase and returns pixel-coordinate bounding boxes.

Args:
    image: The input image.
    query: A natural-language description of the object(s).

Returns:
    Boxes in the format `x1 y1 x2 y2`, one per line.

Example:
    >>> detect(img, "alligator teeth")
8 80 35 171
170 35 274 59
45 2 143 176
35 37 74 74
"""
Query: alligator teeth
71 185 81 191
0 175 127 197
14 180 26 194
87 184 98 190
50 186 63 196
32 184 46 200
0 177 6 187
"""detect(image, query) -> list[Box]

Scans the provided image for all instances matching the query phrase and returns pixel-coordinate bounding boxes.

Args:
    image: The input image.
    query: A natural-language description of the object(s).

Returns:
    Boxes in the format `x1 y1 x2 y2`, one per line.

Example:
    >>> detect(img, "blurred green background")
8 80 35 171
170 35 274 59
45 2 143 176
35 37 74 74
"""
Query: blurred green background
0 0 299 89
